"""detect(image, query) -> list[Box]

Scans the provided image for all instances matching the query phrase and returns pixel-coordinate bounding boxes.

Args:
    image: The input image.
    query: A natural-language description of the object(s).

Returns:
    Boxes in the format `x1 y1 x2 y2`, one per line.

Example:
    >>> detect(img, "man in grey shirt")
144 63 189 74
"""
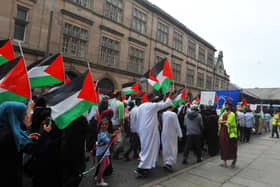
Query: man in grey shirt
182 104 204 164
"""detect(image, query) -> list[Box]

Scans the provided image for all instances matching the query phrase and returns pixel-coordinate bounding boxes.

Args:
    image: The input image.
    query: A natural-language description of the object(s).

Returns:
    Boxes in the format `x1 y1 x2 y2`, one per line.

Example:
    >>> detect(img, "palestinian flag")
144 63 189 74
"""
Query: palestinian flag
142 58 173 94
43 71 97 129
142 69 161 91
121 82 139 95
193 97 200 105
141 92 148 103
0 57 31 103
172 88 187 107
28 53 65 88
65 75 71 84
214 93 218 104
241 98 248 110
188 99 192 105
0 39 14 65
259 105 264 119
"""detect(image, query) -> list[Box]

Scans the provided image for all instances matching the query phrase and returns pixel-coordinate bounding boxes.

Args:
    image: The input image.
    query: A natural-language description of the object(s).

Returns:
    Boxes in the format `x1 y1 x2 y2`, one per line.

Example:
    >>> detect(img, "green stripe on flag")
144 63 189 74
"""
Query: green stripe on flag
161 78 172 94
124 90 137 95
0 91 28 104
172 98 184 107
30 75 63 88
54 100 96 129
0 55 9 65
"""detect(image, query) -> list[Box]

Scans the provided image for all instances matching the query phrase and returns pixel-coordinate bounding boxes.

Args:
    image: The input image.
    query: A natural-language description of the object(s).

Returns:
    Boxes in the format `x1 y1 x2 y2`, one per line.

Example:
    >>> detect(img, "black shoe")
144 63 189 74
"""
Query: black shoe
134 169 146 178
164 164 173 172
182 159 188 164
197 158 202 163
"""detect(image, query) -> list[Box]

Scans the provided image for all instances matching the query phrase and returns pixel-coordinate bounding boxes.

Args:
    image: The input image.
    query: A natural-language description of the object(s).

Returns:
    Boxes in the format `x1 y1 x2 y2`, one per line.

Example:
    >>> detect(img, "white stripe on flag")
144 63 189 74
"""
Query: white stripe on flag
0 87 7 94
28 65 49 78
49 92 82 120
156 70 165 85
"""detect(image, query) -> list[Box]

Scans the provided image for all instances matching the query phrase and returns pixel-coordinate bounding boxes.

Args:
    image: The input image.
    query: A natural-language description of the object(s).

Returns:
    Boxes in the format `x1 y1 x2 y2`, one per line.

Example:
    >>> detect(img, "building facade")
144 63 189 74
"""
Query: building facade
0 0 230 97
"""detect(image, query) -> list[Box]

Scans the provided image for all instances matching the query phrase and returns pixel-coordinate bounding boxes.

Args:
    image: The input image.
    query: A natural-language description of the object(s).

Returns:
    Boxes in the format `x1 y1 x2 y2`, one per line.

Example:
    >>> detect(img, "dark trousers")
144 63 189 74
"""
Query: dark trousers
184 135 202 160
271 126 279 138
244 127 251 142
239 126 245 142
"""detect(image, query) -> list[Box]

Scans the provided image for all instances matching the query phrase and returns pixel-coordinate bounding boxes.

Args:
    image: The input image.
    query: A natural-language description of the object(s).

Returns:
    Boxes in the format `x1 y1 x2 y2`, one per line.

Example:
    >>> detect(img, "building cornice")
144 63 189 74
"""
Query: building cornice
61 9 94 25
154 47 169 55
128 37 148 47
99 25 124 37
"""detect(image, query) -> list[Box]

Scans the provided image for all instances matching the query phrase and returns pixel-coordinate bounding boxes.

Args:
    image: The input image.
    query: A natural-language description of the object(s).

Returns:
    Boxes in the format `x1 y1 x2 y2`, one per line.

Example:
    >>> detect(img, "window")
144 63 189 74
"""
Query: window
62 23 88 57
100 36 120 67
14 6 28 41
132 8 147 34
215 78 219 89
187 40 196 59
70 0 90 8
173 31 183 51
207 52 214 66
186 68 194 86
197 72 204 88
206 76 212 89
198 47 206 63
171 62 181 82
104 0 123 23
156 22 168 44
128 47 144 73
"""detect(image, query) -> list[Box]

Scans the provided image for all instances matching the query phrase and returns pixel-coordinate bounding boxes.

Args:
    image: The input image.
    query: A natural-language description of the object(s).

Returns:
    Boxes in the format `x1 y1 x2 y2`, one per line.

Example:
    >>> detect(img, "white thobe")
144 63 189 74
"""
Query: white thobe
137 98 172 169
130 106 139 133
161 111 183 166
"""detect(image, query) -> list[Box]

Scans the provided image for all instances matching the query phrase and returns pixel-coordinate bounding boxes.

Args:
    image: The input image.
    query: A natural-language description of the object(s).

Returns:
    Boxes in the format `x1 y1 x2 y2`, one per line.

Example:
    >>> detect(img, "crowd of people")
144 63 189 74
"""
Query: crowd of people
0 90 277 187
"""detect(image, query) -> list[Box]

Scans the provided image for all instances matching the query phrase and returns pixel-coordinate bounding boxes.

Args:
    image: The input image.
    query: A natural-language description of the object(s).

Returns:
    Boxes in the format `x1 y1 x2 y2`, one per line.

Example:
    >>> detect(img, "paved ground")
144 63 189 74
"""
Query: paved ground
142 135 280 187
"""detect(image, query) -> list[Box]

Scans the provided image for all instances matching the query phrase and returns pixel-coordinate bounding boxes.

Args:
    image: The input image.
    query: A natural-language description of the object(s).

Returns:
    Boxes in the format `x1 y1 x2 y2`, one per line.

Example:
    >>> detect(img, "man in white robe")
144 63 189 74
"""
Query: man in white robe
135 94 172 176
161 104 182 171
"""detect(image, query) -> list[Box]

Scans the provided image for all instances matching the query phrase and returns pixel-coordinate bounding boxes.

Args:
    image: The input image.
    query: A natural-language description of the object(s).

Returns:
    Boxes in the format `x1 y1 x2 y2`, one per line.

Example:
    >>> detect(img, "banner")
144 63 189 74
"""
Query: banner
200 91 216 106
215 90 241 107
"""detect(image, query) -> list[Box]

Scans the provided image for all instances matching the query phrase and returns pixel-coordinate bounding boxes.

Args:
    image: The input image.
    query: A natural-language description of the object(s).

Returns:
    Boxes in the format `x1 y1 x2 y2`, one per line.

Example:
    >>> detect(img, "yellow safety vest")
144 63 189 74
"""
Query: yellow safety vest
272 114 279 126
218 111 238 139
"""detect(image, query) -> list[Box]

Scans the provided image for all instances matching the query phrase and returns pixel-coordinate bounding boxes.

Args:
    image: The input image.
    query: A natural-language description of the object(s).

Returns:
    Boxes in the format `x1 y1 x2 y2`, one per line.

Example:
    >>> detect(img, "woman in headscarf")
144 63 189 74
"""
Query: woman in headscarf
0 101 52 187
218 101 238 168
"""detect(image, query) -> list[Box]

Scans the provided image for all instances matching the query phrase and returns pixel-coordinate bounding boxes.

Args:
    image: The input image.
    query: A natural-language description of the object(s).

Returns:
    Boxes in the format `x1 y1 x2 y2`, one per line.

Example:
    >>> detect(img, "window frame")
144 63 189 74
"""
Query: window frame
173 30 183 52
99 36 121 67
156 21 169 45
14 5 29 41
104 0 123 24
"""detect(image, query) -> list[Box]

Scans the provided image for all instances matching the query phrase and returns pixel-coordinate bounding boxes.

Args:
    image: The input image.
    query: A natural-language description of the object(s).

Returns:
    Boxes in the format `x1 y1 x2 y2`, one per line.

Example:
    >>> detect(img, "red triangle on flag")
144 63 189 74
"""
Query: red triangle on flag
77 71 97 104
195 97 200 102
149 69 159 82
44 54 65 82
141 92 148 103
181 88 187 102
162 58 173 80
214 93 218 103
65 76 70 84
0 57 30 98
189 99 192 105
131 82 139 93
0 40 14 61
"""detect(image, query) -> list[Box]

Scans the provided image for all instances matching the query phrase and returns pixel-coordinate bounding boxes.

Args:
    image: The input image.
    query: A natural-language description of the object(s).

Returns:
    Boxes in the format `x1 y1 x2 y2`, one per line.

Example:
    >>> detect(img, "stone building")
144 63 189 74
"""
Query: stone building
0 0 230 97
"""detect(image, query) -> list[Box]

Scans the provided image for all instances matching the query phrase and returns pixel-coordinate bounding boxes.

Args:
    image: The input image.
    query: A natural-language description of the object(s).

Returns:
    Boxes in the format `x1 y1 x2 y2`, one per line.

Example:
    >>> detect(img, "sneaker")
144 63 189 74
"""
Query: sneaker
96 181 108 186
219 163 228 168
164 164 173 172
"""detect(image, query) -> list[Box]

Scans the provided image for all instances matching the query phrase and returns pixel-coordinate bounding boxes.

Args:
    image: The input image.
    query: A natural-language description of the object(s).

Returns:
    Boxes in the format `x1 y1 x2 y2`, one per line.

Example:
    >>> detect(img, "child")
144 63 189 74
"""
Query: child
96 119 111 186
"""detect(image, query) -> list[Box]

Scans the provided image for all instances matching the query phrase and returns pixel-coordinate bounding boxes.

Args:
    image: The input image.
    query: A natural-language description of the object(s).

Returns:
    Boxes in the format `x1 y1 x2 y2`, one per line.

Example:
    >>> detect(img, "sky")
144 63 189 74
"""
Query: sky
149 0 280 88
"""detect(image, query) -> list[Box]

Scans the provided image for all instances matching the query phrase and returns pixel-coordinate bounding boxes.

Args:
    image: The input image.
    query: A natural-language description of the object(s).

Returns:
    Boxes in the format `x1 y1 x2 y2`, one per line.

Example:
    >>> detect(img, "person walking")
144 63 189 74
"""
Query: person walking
161 104 182 171
218 101 238 168
244 108 255 143
271 111 279 138
182 104 204 164
264 112 271 133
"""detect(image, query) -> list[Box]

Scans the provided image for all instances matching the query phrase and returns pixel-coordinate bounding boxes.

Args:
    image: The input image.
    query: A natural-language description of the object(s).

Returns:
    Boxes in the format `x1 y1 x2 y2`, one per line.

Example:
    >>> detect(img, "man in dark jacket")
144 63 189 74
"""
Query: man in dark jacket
182 104 204 164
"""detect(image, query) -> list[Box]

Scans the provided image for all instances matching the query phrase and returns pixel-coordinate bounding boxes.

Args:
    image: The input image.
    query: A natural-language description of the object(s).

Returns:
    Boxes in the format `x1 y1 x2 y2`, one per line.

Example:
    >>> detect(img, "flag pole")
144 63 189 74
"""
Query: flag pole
87 61 98 104
17 41 32 100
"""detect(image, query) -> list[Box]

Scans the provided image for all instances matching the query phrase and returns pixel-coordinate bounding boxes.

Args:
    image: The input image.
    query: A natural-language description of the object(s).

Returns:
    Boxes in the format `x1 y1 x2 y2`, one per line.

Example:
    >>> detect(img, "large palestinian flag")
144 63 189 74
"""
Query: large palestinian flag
121 82 139 95
44 71 97 129
0 57 31 103
142 58 173 94
0 39 15 65
142 69 161 91
172 88 187 107
28 53 65 88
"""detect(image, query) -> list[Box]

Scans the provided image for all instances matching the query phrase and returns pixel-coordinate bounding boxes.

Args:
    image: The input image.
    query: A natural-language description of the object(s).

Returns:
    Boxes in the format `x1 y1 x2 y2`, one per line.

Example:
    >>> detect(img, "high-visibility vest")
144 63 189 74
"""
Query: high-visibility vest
272 114 279 126
218 111 238 139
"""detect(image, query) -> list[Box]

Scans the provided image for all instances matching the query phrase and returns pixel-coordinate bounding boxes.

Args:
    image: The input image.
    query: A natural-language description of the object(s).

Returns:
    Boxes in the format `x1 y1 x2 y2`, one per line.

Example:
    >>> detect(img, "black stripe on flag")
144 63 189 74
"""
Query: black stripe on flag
43 71 87 106
27 53 60 70
0 57 20 80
